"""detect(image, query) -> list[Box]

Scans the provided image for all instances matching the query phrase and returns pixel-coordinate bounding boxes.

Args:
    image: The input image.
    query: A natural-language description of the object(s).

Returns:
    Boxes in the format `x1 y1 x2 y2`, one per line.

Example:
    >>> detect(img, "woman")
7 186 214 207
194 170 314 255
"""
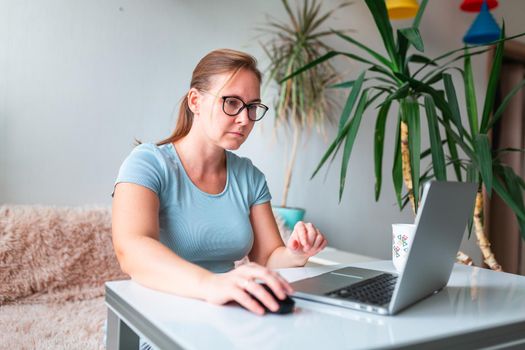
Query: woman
112 48 327 316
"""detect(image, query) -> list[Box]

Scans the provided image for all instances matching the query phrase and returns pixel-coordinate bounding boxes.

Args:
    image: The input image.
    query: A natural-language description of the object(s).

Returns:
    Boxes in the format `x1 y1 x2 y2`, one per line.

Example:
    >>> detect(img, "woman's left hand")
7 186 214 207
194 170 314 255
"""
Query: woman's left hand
286 221 327 258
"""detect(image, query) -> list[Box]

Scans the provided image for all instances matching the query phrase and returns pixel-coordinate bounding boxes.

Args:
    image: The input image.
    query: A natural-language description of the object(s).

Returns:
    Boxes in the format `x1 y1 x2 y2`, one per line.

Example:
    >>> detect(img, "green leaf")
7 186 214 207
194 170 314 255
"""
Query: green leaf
467 217 474 239
311 82 372 182
405 98 421 213
417 48 487 80
475 134 493 196
399 28 424 52
425 71 444 85
408 78 472 146
369 65 399 82
374 100 392 201
486 79 525 132
465 165 476 235
363 0 398 71
439 115 464 182
365 89 387 109
424 96 446 180
339 91 368 202
408 54 436 66
333 31 393 70
329 80 354 89
396 30 409 72
443 74 464 138
381 82 410 106
442 119 477 162
501 165 525 208
393 72 410 82
411 32 525 79
392 110 403 208
412 0 429 29
499 166 525 240
465 163 478 182
280 50 373 83
481 24 505 133
493 176 525 221
311 127 347 180
338 71 365 131
420 139 447 160
463 49 479 137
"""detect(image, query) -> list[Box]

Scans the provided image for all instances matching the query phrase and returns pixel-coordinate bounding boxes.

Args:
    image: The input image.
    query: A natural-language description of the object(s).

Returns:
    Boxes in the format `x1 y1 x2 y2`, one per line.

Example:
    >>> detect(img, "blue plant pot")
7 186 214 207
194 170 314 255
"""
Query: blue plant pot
272 206 305 230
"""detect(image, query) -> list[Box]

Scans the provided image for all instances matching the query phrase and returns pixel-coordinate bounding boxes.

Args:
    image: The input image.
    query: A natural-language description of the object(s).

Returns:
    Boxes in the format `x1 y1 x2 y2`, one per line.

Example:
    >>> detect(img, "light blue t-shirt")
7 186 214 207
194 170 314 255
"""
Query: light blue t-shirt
114 143 272 273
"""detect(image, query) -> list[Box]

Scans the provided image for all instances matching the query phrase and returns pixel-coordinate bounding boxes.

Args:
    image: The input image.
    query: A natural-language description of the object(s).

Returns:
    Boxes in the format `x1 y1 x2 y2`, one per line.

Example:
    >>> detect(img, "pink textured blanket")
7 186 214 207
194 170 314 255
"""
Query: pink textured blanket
0 205 128 349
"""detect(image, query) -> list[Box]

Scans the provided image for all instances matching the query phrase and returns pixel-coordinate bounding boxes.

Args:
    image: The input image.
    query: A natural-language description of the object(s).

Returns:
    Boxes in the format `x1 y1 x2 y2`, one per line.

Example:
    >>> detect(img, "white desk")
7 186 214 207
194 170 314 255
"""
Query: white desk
307 246 378 266
106 261 525 350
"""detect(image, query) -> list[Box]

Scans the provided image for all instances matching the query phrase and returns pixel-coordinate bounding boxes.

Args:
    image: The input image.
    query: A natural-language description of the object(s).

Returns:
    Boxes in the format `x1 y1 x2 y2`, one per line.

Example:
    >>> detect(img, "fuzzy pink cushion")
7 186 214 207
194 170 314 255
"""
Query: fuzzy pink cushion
0 205 128 305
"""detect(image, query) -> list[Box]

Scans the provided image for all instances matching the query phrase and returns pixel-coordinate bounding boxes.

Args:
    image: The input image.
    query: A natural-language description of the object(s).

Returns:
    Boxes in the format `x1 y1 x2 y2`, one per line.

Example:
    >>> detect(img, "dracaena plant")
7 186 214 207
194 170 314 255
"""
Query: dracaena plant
284 0 525 271
258 0 348 208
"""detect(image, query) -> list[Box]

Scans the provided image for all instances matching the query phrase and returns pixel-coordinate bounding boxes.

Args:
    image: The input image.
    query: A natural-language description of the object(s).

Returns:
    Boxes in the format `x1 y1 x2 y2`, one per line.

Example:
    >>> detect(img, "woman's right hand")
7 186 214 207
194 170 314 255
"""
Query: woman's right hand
202 262 294 315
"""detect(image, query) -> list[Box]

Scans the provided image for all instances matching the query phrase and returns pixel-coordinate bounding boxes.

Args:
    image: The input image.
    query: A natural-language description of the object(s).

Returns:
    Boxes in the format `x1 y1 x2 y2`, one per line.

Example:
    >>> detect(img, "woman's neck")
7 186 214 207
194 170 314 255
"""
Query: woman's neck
173 133 226 176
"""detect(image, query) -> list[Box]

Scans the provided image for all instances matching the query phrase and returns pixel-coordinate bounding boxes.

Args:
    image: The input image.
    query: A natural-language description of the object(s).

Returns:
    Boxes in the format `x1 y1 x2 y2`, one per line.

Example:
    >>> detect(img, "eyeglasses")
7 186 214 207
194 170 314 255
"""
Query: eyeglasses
201 90 268 121
221 96 268 121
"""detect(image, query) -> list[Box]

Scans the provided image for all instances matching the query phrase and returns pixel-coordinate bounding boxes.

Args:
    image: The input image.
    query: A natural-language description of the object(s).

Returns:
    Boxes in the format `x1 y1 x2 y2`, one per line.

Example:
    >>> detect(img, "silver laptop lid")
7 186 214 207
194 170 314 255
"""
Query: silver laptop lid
389 181 477 314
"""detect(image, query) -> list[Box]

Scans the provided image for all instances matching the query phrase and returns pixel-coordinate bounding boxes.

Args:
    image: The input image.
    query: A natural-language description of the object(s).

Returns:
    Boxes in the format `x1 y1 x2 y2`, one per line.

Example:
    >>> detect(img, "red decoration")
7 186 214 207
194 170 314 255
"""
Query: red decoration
460 0 499 12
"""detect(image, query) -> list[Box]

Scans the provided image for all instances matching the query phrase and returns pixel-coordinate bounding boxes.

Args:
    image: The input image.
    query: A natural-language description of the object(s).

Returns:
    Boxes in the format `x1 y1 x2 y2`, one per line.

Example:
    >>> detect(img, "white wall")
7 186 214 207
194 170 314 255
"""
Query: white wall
2 0 525 261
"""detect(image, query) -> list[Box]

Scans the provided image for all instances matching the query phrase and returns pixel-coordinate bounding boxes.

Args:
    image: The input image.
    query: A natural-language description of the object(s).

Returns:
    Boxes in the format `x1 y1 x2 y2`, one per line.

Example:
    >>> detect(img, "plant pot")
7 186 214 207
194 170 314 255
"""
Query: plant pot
272 206 305 230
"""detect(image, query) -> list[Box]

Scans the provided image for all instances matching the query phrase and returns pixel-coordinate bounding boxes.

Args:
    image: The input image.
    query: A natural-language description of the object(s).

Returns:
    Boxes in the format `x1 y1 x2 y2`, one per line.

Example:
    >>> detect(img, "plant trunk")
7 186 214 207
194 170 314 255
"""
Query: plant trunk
473 191 502 271
282 123 301 207
456 251 474 266
400 121 416 215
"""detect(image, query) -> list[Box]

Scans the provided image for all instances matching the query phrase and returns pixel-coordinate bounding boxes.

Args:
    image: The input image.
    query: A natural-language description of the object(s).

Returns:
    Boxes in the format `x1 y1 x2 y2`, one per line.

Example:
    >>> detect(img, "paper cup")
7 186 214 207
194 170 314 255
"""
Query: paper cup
392 223 416 273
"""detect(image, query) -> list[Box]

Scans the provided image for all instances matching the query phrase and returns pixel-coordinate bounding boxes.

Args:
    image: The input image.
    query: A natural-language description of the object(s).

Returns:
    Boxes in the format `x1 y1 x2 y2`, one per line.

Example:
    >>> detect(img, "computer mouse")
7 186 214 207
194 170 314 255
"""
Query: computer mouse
251 283 295 314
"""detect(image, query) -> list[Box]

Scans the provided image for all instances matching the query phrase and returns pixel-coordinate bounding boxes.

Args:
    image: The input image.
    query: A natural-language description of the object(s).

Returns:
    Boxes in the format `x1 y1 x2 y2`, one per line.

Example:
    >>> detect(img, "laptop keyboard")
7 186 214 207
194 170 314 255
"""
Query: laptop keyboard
325 273 398 306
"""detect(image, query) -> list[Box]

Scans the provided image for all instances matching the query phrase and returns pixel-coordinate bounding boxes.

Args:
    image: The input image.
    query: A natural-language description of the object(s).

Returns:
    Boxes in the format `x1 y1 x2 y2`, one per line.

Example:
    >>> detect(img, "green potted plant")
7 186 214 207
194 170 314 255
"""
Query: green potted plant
259 0 347 230
284 0 525 270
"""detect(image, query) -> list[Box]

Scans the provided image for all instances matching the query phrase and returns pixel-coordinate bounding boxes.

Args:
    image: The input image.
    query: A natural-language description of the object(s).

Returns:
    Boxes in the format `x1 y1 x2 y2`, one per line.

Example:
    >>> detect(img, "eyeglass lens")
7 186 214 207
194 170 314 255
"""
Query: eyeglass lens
222 97 267 121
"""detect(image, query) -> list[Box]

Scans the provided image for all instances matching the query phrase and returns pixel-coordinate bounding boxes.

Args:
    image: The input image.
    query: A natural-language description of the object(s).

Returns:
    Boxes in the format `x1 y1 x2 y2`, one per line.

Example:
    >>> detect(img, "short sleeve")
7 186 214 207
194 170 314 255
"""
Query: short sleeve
113 143 166 196
250 164 272 206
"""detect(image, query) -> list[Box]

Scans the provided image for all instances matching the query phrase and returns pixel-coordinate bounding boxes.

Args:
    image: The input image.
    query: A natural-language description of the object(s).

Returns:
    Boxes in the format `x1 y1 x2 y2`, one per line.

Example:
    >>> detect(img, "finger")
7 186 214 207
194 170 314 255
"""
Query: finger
305 223 317 247
273 272 294 295
243 263 293 300
244 265 289 300
288 237 300 251
299 228 310 250
319 239 328 251
312 233 325 250
247 282 279 312
294 222 308 248
234 288 265 315
267 270 293 297
238 277 252 290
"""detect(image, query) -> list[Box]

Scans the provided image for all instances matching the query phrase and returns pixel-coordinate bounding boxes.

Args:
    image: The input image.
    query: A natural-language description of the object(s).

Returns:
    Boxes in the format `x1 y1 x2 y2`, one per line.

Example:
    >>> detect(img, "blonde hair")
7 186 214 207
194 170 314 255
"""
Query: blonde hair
157 49 262 146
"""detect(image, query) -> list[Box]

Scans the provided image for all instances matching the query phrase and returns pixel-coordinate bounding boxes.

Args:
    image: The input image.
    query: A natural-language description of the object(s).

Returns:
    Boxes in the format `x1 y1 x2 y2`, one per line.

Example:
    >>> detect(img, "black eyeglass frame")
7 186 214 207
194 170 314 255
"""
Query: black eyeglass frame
220 95 269 122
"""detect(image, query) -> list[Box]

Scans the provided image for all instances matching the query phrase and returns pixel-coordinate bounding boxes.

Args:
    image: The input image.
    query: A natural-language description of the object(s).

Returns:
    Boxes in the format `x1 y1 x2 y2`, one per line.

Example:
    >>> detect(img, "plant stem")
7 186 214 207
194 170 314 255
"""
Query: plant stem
400 120 416 214
282 121 301 207
456 251 474 266
473 191 502 271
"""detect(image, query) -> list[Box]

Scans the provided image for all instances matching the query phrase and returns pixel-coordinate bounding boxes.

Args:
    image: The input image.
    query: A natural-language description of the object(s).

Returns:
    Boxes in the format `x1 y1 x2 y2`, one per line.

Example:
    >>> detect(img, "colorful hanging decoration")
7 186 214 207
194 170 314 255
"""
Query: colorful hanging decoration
460 0 498 12
463 0 501 45
386 0 419 20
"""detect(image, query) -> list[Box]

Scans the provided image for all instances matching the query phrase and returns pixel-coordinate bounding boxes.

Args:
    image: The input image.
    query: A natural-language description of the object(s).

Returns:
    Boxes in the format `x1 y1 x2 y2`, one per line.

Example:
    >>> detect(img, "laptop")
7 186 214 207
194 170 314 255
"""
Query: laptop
291 181 477 315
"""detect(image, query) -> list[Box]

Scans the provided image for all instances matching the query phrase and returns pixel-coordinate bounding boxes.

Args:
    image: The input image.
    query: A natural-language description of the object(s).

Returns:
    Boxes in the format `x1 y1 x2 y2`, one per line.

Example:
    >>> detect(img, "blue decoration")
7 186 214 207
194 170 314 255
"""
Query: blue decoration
463 0 501 45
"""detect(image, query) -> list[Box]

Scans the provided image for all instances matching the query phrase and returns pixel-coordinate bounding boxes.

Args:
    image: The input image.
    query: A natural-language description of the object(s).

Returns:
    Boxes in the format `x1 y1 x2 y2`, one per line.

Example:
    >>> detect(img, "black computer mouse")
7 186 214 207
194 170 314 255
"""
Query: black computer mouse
251 283 295 314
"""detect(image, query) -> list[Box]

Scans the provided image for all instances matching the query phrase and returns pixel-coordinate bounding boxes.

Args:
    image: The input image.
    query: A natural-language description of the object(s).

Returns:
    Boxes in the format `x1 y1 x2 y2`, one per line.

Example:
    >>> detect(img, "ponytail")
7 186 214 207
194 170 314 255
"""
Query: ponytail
157 95 193 145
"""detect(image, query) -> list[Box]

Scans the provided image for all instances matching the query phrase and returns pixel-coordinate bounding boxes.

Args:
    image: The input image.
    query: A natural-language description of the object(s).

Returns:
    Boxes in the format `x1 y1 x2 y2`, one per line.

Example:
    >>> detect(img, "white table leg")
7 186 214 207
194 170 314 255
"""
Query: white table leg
107 307 140 350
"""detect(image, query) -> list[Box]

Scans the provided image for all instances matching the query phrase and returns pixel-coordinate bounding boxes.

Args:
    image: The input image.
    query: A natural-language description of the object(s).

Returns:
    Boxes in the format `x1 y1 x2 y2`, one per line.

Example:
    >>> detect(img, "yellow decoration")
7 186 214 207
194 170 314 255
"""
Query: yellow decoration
386 0 419 20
